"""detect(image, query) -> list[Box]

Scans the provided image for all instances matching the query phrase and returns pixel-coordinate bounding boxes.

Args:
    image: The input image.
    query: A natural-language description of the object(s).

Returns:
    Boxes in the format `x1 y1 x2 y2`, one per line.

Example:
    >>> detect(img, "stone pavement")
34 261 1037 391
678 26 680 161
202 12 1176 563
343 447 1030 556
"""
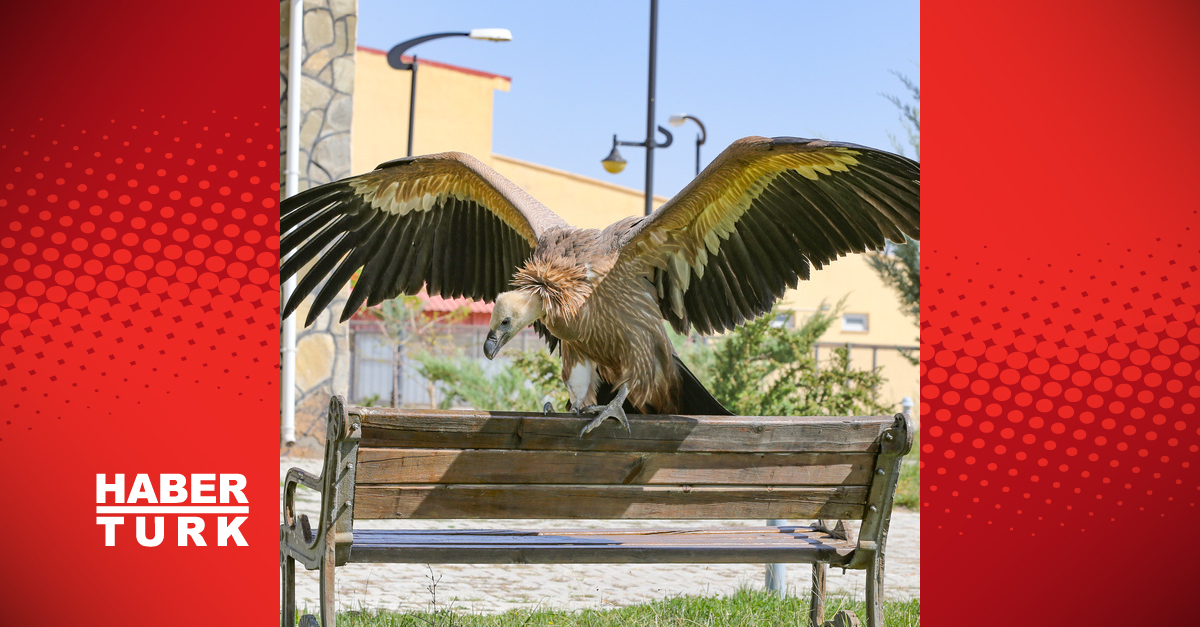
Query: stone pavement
281 457 919 614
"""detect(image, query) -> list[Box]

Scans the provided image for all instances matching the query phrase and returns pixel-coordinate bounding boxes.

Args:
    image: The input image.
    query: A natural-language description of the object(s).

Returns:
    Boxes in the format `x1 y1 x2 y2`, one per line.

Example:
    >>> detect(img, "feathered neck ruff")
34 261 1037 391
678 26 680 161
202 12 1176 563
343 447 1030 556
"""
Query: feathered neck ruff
513 257 591 320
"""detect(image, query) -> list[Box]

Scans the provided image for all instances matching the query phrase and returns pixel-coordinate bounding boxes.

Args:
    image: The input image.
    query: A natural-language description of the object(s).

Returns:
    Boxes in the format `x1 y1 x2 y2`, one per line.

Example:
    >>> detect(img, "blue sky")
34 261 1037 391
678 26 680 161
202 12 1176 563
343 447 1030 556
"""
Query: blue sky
357 0 919 201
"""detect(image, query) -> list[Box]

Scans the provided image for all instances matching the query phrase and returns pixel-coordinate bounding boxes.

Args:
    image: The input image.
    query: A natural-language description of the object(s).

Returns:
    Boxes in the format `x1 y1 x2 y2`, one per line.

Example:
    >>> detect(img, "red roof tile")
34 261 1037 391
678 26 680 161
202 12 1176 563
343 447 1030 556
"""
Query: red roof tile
418 291 493 314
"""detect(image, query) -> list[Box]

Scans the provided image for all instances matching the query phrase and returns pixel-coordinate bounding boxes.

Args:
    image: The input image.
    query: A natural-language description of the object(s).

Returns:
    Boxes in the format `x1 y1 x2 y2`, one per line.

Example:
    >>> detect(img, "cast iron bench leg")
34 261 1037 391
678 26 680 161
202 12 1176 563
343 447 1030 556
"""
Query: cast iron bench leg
809 562 826 627
319 548 337 627
865 553 884 627
281 550 296 627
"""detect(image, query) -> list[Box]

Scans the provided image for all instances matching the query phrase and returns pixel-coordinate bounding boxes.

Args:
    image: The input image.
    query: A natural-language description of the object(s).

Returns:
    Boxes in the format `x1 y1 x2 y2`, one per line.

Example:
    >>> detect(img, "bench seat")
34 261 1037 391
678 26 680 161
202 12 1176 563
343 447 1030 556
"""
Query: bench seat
348 525 856 565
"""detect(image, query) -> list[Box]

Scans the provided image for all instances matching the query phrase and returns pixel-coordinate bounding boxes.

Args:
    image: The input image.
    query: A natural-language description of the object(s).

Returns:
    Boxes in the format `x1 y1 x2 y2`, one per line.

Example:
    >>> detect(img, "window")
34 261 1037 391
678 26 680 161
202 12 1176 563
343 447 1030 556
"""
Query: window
841 313 869 333
770 311 793 328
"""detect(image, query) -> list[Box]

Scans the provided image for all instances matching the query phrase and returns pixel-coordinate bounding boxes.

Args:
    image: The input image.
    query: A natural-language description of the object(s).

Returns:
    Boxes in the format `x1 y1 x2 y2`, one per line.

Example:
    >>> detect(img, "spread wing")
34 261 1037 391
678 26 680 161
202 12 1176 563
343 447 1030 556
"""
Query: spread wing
281 152 569 326
614 136 920 335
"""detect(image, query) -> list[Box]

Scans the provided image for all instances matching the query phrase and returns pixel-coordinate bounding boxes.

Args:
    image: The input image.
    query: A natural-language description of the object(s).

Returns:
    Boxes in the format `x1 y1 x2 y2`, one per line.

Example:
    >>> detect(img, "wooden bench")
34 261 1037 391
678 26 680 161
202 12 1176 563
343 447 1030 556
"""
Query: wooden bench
281 396 912 627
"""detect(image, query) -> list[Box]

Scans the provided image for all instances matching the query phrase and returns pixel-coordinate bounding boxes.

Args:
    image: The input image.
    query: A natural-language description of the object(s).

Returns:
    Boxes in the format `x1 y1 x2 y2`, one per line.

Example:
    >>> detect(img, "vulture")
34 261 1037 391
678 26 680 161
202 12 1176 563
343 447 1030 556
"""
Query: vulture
281 137 920 434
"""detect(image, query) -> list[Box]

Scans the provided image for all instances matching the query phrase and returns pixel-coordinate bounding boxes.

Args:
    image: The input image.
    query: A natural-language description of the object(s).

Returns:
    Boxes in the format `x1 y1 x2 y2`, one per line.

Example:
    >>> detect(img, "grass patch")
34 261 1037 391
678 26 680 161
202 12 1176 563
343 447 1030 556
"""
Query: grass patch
893 429 920 510
894 460 919 510
317 589 919 627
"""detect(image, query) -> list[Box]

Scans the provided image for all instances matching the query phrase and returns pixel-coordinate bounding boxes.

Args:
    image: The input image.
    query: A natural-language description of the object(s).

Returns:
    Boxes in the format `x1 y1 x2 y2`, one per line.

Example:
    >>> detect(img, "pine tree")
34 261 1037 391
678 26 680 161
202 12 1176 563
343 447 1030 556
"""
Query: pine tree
870 72 921 360
685 305 893 417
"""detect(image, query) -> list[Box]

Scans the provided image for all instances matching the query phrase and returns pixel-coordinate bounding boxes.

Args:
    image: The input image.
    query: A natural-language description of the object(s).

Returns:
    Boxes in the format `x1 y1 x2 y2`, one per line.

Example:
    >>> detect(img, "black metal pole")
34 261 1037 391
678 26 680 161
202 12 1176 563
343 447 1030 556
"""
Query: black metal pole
387 33 477 158
605 4 671 196
644 0 658 216
407 56 418 157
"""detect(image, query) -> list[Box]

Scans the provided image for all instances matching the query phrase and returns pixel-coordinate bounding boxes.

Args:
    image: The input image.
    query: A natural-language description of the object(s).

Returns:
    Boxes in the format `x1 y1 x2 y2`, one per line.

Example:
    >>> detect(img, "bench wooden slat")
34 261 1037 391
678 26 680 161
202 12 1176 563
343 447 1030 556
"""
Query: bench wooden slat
353 484 867 520
362 525 826 536
351 532 839 547
355 448 877 486
352 535 830 546
356 409 892 453
347 528 856 565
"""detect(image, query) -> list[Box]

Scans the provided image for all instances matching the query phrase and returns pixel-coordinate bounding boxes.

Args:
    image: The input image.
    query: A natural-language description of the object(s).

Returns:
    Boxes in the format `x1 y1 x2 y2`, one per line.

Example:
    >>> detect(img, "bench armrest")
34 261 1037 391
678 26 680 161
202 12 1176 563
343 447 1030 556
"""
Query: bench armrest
282 466 321 530
280 396 362 571
847 412 912 569
285 466 321 492
281 467 325 569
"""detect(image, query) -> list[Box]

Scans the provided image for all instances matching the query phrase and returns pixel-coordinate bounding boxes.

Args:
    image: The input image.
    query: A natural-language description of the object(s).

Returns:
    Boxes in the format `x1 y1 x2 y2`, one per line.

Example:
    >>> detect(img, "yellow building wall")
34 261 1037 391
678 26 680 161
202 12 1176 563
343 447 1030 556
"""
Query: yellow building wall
491 155 666 229
778 253 919 417
349 47 919 418
352 46 509 175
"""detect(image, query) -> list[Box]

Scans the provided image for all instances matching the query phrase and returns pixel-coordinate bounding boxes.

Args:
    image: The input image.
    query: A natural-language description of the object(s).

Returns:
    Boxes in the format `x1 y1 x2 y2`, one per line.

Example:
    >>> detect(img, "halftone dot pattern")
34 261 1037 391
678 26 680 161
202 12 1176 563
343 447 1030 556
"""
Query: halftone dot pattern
0 110 281 443
922 228 1200 535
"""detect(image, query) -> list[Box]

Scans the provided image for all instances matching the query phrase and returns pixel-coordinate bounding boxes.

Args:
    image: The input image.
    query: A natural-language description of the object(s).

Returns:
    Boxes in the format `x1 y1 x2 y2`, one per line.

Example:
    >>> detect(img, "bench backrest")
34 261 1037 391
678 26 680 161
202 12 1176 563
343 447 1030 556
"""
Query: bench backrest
332 402 912 524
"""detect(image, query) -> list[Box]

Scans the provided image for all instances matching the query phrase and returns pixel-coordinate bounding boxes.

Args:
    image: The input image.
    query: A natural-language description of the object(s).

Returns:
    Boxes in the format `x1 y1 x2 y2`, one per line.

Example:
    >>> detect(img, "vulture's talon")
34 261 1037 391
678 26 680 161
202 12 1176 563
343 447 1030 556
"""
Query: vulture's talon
543 401 554 415
579 384 631 436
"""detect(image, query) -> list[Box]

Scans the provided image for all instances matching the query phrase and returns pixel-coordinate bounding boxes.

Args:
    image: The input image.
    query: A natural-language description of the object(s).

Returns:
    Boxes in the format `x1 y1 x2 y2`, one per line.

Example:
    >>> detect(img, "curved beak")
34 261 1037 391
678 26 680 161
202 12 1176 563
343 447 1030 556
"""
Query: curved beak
483 329 506 360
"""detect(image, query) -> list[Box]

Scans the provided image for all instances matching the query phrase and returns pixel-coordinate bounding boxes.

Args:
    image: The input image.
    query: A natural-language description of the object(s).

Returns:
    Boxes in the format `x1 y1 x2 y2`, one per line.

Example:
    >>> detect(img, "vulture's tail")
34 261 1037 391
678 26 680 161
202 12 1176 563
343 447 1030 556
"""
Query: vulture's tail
672 355 734 416
593 356 734 416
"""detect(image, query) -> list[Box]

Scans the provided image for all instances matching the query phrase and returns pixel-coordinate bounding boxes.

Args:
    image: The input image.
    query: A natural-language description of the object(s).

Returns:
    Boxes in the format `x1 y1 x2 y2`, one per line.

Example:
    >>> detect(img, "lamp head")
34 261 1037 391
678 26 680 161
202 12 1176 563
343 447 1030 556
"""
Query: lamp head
468 28 513 41
601 145 627 174
668 114 688 127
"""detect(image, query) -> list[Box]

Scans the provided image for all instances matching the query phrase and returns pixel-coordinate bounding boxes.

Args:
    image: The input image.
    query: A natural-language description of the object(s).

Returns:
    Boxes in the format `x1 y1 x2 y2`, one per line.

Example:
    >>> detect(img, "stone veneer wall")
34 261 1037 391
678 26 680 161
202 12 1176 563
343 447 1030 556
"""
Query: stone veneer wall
280 0 356 455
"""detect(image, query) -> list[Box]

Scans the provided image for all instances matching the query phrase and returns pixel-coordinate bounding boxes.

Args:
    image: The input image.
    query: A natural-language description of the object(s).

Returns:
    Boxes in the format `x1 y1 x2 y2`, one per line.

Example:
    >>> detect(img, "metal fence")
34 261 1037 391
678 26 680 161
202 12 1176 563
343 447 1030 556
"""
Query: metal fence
348 322 918 410
813 341 918 368
348 323 545 408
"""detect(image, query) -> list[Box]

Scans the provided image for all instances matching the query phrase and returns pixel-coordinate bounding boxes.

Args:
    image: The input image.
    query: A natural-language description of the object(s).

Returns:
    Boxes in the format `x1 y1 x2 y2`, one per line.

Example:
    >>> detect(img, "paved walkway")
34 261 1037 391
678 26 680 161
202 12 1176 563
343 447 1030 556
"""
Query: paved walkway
281 457 919 614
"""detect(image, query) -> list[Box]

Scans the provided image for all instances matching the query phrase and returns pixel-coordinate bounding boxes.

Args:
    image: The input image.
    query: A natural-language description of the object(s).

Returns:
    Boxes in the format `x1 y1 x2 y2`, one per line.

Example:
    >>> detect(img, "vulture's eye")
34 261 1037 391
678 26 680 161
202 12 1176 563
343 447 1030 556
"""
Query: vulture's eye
502 317 511 327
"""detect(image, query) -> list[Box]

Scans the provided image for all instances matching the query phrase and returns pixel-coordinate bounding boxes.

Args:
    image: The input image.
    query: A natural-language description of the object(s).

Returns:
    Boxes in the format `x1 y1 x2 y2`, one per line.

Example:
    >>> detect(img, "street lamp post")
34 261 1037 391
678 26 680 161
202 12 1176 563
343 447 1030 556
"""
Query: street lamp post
601 126 673 175
387 28 512 157
668 114 707 177
599 0 673 216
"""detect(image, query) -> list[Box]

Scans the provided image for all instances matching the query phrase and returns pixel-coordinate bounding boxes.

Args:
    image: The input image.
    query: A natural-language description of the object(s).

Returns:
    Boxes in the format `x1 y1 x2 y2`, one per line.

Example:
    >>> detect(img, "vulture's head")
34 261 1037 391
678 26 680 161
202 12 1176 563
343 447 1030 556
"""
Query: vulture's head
484 290 545 360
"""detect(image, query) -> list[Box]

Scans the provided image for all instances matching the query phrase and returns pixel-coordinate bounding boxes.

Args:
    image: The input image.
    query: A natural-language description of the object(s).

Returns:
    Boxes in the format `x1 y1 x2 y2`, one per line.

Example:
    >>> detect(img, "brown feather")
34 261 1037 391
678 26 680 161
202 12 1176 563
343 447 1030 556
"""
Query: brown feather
513 257 592 320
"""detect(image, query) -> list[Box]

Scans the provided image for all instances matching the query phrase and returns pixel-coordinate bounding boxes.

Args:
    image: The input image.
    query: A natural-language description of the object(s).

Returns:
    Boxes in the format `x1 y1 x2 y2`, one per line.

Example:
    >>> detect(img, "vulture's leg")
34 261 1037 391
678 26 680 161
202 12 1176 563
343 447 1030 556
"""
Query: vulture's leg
578 383 631 436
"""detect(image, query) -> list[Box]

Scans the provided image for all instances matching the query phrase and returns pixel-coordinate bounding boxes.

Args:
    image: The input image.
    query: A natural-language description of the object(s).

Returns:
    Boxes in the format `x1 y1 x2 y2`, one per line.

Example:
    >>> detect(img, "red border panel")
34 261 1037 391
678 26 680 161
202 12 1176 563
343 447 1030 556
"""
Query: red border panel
924 0 1200 623
0 2 278 625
